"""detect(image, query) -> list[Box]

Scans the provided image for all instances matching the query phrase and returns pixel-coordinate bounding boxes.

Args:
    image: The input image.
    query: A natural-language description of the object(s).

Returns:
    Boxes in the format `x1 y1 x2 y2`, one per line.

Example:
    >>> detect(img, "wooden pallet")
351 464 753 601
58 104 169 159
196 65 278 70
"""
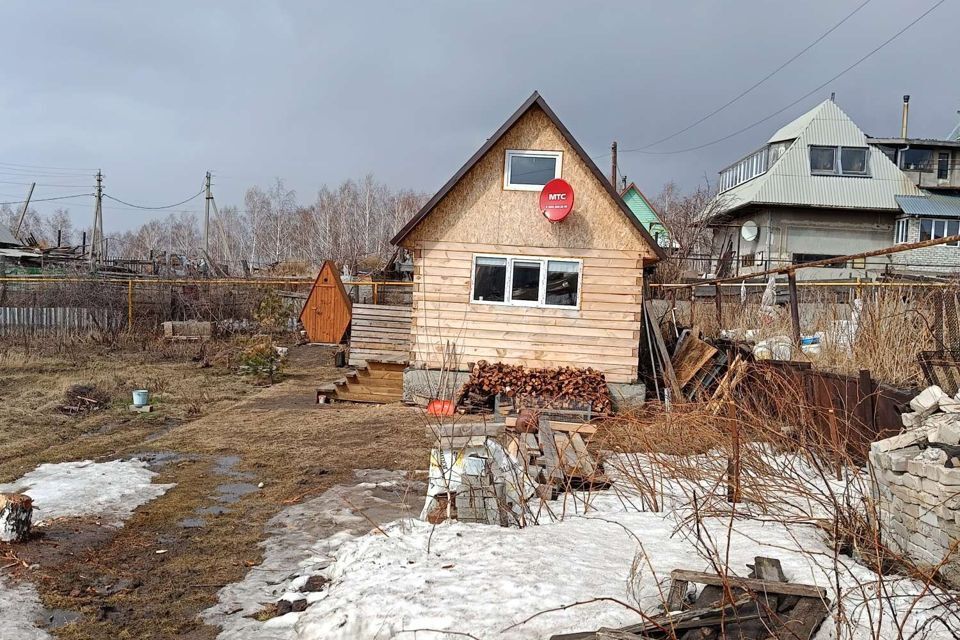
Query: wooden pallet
348 304 412 367
317 361 405 404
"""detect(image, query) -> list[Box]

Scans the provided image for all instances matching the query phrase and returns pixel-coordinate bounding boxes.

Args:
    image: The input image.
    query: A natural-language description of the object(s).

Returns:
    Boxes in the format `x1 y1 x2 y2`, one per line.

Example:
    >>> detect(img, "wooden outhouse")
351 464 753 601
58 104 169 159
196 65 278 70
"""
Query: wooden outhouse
299 260 352 344
391 92 665 384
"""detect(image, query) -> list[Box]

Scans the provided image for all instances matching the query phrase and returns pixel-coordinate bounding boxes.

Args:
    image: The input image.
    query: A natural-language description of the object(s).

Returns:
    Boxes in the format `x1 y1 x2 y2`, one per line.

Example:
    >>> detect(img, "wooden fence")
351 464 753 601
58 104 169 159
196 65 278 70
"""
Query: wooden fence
0 307 121 336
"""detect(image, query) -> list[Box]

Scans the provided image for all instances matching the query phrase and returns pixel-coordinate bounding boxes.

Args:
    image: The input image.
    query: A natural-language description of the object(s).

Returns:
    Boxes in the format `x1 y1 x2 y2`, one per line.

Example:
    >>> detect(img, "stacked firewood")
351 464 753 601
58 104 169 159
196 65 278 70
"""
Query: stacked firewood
457 361 612 414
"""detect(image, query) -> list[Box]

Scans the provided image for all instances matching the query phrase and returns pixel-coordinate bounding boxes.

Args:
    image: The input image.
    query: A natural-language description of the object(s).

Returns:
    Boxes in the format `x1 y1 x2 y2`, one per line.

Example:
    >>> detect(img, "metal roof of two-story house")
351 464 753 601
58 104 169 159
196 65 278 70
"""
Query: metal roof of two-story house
708 99 922 221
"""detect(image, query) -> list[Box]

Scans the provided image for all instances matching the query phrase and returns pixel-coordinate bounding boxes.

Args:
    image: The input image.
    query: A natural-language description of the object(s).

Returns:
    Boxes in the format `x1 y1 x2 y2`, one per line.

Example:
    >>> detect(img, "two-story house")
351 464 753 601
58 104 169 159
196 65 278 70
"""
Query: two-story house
706 98 922 280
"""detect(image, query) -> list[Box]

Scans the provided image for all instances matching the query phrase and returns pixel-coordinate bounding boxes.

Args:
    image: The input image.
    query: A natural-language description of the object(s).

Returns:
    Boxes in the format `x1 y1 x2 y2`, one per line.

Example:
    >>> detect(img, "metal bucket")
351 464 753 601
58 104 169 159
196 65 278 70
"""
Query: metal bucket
132 389 150 407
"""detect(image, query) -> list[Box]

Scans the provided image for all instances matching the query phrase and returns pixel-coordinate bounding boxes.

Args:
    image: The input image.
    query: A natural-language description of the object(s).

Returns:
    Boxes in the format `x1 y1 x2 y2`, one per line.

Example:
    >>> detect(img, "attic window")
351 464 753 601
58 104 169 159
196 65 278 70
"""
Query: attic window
504 150 562 191
810 146 870 176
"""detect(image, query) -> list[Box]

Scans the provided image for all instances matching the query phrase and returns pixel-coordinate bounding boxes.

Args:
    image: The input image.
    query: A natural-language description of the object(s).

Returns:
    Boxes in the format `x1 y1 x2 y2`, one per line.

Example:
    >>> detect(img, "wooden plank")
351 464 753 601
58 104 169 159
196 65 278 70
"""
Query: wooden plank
506 417 597 435
410 342 639 365
411 334 637 352
537 420 563 482
644 300 681 399
411 311 641 332
671 334 719 388
669 570 828 599
428 423 505 438
568 433 596 475
411 320 639 340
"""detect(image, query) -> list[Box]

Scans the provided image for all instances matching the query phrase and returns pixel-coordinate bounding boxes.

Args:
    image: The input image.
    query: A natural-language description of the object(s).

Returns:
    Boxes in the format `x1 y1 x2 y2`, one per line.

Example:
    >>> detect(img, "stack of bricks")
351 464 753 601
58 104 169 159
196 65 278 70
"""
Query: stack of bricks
869 385 960 587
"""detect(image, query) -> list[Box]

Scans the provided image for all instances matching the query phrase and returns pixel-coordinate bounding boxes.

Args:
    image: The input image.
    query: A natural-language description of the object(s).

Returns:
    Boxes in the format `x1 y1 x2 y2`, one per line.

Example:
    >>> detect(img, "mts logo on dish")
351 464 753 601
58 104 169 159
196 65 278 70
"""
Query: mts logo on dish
548 193 567 201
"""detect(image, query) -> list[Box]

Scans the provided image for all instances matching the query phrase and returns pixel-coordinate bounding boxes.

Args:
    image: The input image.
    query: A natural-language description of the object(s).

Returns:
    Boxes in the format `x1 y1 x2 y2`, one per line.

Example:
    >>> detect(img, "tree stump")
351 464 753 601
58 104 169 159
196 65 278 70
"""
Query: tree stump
0 493 33 542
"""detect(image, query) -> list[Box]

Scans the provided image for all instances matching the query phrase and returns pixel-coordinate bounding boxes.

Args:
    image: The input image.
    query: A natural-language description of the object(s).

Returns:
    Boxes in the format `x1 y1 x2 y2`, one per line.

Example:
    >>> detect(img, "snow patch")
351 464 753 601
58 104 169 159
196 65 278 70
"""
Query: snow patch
0 578 51 640
0 459 174 525
0 459 173 639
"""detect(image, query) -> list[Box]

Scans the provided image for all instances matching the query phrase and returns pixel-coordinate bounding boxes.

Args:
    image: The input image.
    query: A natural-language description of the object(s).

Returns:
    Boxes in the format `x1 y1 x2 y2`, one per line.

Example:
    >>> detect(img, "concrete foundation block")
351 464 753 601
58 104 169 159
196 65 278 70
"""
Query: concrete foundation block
402 368 472 406
608 382 646 412
162 320 213 338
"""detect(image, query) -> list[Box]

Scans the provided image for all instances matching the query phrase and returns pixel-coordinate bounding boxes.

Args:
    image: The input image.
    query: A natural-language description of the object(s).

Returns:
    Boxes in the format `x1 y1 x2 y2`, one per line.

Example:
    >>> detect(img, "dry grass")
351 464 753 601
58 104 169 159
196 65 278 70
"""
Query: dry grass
0 338 433 639
660 284 947 387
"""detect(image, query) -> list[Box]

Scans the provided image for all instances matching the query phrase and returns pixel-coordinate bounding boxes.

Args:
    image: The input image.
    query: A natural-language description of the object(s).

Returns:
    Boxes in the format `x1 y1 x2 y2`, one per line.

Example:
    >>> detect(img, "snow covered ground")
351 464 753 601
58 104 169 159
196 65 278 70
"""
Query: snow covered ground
0 459 174 640
0 459 173 525
209 453 959 640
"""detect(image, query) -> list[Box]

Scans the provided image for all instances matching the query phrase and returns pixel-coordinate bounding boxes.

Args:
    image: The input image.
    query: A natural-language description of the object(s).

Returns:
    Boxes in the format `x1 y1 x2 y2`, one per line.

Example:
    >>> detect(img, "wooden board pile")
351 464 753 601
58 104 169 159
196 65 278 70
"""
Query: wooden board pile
504 414 608 494
458 361 612 414
553 557 829 640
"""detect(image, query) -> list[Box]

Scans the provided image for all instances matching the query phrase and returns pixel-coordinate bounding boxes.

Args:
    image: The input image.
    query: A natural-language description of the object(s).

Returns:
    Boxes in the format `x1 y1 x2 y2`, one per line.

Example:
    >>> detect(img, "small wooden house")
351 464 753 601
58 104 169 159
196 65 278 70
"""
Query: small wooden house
391 92 665 385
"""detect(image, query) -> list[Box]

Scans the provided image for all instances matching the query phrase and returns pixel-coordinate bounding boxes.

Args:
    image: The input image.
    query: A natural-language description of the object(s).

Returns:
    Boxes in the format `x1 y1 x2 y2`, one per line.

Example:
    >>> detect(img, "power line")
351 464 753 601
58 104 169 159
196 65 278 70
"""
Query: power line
0 179 93 188
0 160 96 173
103 188 205 210
0 193 93 206
636 0 873 151
619 0 946 156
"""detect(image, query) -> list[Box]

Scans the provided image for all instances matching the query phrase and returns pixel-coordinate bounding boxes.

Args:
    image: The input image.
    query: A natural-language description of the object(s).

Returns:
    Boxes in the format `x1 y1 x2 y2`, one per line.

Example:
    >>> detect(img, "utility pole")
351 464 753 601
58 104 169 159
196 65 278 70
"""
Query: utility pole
204 171 212 255
89 170 103 267
610 141 618 188
13 182 36 241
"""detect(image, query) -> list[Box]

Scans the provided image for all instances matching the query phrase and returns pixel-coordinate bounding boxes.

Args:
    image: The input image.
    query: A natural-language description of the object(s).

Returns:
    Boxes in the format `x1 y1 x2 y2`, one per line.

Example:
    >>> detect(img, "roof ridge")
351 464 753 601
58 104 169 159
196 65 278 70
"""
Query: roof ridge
390 93 666 260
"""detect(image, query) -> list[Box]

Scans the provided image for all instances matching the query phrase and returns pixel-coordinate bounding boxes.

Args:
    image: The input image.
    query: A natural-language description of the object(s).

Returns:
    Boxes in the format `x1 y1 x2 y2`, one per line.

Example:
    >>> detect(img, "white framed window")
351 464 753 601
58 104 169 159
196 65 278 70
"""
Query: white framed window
919 218 960 247
894 218 909 244
503 150 562 191
470 254 582 308
809 146 870 176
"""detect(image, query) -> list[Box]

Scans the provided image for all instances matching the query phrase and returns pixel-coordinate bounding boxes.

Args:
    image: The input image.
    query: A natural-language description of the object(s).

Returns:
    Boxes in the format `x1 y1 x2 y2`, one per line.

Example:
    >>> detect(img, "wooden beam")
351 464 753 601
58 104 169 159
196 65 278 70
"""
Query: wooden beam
669 569 828 599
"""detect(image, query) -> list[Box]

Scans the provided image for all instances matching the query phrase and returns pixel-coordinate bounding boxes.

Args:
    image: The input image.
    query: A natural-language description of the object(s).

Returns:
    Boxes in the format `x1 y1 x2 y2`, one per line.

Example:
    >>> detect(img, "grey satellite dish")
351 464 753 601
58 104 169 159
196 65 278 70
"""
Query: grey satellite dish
741 220 759 242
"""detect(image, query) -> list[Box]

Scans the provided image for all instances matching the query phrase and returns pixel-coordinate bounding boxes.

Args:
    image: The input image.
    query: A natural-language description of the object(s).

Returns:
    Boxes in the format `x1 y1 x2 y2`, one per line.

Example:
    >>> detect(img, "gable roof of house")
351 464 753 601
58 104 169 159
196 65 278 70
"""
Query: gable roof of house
620 182 667 230
390 92 666 261
710 99 922 219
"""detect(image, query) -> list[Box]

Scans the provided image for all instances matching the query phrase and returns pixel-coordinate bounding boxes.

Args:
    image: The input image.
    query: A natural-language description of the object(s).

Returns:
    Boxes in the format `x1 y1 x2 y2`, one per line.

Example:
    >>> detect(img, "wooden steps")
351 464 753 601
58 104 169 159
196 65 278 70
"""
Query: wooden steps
317 361 405 404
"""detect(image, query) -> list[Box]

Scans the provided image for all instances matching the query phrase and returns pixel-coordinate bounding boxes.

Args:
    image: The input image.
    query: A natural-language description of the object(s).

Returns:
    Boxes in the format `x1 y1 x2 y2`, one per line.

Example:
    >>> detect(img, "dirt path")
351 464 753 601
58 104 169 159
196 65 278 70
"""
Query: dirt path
2 344 432 639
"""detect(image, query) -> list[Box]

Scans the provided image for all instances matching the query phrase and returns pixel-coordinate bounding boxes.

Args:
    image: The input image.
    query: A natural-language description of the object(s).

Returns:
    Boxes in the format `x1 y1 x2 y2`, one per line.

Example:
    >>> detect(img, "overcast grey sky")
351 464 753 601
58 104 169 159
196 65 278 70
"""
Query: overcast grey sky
0 0 956 233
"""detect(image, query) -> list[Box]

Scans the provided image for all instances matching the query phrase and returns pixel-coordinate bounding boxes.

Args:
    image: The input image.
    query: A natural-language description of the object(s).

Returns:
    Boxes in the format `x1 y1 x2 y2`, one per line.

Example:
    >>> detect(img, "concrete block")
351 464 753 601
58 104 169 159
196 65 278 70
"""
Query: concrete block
940 396 960 413
928 418 960 446
889 447 921 472
911 385 947 416
902 411 924 428
162 320 213 338
608 382 646 412
873 430 927 454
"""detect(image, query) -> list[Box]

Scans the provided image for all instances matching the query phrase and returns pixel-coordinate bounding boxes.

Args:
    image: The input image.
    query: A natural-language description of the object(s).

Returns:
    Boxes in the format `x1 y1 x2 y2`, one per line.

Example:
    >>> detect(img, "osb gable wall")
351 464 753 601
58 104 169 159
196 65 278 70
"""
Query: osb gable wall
403 105 657 258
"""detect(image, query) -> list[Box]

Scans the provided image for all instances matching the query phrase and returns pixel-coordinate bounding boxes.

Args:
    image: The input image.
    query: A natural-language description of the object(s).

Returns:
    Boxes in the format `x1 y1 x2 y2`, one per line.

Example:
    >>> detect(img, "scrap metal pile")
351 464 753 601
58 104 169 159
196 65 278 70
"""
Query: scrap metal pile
456 361 613 414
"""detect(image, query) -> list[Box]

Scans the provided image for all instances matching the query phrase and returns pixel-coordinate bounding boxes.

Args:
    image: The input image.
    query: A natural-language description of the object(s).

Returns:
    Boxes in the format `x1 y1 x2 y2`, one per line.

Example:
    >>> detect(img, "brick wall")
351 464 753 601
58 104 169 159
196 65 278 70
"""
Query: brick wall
869 422 960 586
891 217 960 273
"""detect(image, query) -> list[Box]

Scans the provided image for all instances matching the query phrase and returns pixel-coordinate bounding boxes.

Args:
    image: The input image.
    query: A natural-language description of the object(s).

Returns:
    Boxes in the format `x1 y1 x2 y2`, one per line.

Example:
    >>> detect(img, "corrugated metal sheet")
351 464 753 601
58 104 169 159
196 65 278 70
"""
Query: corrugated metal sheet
715 100 922 215
896 194 960 218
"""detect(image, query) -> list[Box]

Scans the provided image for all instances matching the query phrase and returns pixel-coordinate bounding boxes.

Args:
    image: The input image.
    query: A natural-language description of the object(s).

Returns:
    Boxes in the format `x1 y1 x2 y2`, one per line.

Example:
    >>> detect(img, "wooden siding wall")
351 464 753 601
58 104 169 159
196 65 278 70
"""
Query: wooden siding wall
349 304 413 366
411 241 643 383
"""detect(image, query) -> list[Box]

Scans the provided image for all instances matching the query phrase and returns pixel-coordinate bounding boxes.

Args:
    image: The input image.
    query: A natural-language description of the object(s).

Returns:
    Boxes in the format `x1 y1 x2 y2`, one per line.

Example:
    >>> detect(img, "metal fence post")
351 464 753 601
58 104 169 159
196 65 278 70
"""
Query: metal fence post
127 279 133 333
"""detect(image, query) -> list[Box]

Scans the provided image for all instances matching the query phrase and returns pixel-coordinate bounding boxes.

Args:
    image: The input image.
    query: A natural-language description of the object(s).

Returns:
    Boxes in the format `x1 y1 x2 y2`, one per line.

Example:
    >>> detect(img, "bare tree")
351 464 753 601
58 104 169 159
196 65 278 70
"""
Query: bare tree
651 181 723 282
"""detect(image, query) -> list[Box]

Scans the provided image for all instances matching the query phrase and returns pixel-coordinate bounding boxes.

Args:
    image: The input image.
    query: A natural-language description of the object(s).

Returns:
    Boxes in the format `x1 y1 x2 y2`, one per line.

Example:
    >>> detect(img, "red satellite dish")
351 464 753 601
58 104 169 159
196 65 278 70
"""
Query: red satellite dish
539 179 574 222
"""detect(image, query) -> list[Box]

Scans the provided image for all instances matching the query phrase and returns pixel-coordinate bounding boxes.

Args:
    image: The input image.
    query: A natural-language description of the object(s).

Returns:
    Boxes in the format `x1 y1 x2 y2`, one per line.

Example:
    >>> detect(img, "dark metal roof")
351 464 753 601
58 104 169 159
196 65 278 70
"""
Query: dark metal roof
868 137 960 149
390 91 666 261
896 194 960 218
